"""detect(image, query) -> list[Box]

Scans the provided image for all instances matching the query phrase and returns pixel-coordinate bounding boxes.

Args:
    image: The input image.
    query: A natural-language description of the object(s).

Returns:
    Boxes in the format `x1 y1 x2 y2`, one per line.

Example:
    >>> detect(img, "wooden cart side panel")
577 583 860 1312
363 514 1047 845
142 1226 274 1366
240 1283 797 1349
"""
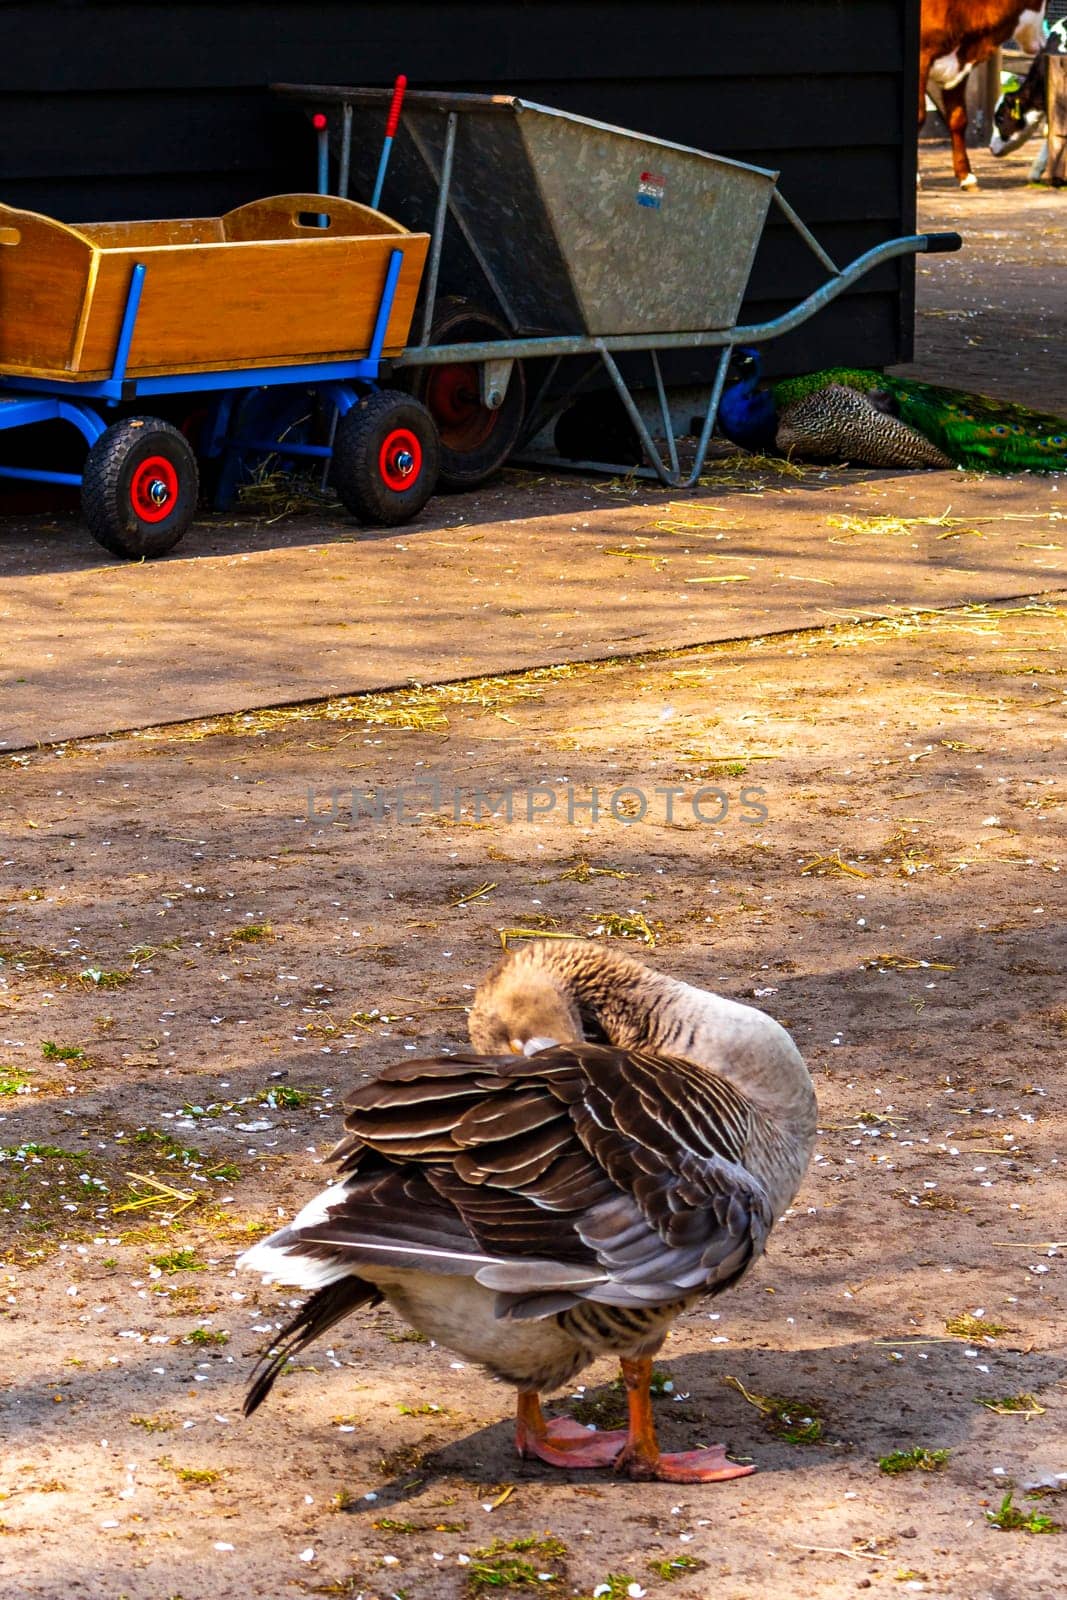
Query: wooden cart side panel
77 217 227 247
221 193 407 239
75 232 429 377
0 203 97 374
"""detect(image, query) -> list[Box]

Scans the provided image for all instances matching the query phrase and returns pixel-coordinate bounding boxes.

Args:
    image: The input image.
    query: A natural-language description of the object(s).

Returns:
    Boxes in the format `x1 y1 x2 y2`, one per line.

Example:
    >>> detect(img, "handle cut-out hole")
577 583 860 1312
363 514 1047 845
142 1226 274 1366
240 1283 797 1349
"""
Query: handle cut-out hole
296 211 331 228
0 227 21 246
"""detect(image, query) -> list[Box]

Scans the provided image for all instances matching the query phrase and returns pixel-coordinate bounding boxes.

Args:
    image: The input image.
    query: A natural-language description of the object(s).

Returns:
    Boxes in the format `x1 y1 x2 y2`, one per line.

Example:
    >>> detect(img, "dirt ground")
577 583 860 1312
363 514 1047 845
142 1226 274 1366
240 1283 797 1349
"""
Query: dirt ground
0 141 1064 1600
900 139 1067 416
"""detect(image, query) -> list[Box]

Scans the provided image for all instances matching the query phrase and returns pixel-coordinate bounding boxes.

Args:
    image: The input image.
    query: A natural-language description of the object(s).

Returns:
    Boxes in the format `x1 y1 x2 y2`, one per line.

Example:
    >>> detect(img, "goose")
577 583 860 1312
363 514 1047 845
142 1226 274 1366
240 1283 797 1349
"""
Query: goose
237 939 817 1483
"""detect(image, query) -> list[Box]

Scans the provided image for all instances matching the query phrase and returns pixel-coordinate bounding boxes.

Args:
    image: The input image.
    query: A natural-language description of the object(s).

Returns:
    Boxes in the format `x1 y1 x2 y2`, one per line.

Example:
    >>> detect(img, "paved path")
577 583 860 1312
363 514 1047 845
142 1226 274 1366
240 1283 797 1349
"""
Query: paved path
2 140 1064 751
2 463 1063 749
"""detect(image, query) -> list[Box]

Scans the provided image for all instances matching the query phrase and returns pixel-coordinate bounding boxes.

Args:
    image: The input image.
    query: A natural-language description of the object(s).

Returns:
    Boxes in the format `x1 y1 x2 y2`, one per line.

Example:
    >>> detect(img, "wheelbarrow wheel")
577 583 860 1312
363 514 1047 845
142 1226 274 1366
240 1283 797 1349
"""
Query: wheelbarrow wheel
409 298 526 490
82 416 199 559
332 390 439 525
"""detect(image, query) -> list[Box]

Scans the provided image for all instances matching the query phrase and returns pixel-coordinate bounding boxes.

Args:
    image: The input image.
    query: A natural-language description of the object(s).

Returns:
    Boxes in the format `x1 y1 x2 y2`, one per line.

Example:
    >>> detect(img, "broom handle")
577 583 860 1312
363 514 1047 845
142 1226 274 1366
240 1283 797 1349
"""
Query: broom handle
371 75 407 209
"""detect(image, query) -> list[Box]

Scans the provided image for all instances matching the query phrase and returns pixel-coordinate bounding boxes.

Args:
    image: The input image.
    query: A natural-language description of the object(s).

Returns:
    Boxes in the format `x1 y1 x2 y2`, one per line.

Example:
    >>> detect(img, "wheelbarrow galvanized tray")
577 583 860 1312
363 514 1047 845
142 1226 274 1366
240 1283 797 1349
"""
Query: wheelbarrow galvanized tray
277 86 961 488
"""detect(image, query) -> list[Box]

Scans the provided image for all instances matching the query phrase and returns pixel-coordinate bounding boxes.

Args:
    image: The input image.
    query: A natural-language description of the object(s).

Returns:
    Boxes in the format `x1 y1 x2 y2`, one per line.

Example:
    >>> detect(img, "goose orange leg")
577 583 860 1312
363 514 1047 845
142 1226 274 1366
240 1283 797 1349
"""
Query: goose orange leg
613 1356 755 1483
514 1390 628 1469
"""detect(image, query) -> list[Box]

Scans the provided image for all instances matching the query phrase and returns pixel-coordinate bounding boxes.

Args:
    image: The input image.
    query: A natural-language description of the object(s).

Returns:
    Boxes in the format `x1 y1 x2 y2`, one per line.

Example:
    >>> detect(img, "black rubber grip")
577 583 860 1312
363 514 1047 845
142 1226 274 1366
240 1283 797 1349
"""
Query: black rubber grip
922 232 963 252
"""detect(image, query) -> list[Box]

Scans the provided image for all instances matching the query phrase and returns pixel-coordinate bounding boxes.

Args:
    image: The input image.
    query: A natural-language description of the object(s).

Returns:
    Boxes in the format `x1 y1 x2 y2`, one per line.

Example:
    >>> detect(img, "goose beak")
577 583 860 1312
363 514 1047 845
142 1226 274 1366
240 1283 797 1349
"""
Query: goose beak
519 1036 559 1056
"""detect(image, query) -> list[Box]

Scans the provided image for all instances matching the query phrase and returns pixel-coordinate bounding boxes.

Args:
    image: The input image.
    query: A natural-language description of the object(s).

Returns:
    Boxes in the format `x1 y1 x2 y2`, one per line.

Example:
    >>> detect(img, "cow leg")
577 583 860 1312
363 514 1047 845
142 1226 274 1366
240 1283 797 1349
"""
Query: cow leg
917 56 933 189
942 81 978 188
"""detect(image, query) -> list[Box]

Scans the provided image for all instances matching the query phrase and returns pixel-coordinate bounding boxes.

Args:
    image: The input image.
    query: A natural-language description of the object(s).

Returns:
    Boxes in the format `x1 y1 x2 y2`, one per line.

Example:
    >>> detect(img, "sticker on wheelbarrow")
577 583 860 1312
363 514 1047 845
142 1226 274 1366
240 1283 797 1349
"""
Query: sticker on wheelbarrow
636 171 665 209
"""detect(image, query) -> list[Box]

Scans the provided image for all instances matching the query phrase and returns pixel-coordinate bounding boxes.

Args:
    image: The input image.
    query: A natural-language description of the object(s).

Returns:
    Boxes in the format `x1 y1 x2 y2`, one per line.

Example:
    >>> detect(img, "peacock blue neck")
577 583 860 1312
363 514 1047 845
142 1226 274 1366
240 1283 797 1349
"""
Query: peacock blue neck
719 349 779 451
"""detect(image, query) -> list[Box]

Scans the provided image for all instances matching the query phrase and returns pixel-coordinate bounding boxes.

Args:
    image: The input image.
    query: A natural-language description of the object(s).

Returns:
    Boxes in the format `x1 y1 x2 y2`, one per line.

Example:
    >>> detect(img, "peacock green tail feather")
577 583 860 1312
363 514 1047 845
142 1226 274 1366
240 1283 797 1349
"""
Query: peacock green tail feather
770 369 1067 474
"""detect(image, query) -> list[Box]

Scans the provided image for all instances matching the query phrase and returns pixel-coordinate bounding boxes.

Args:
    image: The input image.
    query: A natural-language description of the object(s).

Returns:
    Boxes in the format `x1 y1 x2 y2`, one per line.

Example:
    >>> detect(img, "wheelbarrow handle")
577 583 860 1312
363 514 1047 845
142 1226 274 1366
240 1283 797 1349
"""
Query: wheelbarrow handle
921 232 963 252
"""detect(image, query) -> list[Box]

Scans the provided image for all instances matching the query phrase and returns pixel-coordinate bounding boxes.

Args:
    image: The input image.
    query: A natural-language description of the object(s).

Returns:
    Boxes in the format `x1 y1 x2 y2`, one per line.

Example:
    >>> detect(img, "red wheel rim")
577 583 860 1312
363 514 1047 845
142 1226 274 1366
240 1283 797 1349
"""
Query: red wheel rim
379 428 422 492
424 363 497 452
130 456 179 523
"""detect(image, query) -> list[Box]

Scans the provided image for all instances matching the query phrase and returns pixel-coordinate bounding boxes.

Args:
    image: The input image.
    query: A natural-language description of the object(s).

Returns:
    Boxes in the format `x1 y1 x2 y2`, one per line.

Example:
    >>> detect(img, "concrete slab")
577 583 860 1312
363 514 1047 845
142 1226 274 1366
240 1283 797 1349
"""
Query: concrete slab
2 138 1066 753
1 463 1064 750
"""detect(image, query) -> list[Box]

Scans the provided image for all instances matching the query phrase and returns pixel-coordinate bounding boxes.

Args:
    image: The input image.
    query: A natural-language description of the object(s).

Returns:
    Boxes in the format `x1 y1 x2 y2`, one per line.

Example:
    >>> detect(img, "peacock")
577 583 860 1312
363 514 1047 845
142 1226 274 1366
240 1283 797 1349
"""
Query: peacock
718 347 1067 474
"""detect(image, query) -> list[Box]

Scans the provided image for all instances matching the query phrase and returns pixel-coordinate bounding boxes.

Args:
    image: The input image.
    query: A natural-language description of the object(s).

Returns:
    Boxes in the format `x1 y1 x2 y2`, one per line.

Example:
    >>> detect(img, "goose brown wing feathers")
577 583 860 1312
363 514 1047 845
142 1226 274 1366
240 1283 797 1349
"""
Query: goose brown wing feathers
296 1043 771 1309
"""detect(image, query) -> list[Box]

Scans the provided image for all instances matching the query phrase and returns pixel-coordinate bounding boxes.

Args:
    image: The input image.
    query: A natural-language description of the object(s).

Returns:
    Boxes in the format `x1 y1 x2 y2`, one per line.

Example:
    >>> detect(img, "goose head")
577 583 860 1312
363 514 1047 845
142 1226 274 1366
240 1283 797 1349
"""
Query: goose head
467 956 584 1055
468 939 817 1150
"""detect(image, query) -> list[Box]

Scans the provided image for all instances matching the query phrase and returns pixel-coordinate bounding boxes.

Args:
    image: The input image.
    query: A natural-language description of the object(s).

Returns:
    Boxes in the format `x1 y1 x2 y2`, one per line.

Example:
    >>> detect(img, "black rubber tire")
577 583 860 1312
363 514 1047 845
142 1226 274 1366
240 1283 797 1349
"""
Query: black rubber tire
331 390 439 525
81 416 199 559
408 298 526 490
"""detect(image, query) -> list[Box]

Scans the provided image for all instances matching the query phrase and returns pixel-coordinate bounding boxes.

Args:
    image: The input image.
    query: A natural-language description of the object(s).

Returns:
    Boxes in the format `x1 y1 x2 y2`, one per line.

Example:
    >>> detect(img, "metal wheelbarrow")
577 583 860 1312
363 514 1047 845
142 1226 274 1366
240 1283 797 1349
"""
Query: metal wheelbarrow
277 84 962 488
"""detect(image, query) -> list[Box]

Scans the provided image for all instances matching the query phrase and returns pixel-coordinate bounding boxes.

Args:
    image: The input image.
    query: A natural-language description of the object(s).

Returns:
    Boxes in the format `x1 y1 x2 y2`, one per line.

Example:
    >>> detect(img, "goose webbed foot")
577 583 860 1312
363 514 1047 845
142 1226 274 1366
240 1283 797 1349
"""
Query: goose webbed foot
515 1391 628 1469
614 1356 755 1484
616 1440 755 1483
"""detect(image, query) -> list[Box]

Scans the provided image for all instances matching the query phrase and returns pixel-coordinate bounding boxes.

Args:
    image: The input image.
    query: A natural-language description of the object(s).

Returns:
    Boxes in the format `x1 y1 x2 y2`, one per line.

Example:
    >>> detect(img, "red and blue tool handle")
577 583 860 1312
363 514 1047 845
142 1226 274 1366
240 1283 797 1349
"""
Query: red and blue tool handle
371 75 407 209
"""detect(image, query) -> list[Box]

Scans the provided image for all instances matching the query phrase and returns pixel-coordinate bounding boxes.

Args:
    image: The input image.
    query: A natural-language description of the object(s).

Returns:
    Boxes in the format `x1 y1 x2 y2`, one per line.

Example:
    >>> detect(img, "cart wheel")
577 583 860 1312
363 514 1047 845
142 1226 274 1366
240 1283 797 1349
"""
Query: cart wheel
409 298 526 490
331 390 439 525
81 416 199 559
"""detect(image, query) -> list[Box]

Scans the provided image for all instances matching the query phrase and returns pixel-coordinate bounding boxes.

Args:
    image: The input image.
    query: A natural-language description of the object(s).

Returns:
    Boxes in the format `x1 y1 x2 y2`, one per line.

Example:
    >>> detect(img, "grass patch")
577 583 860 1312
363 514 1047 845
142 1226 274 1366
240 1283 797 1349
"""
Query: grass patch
159 1457 223 1486
977 1393 1046 1417
559 859 631 884
227 923 273 944
467 1535 567 1593
130 1414 175 1433
176 1466 222 1486
799 851 869 880
0 1142 110 1260
372 1514 467 1533
252 1084 313 1110
127 939 183 964
40 1041 84 1062
945 1313 1008 1340
987 1491 1060 1534
0 1068 35 1095
182 1327 228 1346
129 1129 203 1165
878 1447 950 1475
592 911 658 948
78 967 133 989
724 1375 824 1444
649 1555 705 1581
897 1189 971 1213
149 1248 205 1274
574 1579 641 1600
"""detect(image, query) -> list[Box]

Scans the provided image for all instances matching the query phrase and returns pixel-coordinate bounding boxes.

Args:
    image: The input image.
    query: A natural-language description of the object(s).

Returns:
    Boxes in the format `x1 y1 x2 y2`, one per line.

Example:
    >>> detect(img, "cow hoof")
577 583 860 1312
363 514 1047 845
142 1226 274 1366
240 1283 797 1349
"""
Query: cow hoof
959 173 979 189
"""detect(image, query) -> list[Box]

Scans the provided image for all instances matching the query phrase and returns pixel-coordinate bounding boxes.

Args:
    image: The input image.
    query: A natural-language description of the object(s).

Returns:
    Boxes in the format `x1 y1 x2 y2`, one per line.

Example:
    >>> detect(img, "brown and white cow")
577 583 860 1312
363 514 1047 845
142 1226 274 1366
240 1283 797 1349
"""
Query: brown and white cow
920 0 1048 187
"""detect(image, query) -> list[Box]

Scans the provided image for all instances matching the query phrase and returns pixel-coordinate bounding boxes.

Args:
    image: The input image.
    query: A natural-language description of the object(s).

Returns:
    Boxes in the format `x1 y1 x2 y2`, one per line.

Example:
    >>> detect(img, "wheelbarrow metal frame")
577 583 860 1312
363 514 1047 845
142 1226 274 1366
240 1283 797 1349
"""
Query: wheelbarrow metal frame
294 85 960 489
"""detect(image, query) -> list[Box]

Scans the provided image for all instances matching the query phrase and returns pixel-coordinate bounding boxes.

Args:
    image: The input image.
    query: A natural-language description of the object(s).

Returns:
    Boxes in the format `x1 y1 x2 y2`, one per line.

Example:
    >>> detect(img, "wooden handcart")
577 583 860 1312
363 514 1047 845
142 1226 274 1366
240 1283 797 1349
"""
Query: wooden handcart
0 192 432 556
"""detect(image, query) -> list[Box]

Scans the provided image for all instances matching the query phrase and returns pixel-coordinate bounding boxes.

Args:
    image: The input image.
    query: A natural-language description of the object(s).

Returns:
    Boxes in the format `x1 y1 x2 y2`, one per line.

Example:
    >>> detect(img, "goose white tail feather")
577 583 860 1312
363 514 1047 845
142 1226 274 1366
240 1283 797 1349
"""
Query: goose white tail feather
236 1237 352 1291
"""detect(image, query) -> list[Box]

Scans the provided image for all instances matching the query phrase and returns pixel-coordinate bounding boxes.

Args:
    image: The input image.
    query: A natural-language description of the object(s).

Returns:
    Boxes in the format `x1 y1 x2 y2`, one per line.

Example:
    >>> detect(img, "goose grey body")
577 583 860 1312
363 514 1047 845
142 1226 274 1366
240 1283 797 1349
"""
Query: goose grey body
239 941 817 1478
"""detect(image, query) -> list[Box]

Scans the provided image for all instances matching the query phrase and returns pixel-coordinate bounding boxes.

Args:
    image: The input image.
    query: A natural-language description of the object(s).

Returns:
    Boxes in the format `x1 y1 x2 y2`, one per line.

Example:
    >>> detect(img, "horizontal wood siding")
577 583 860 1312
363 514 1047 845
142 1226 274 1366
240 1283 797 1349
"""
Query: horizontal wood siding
0 0 920 374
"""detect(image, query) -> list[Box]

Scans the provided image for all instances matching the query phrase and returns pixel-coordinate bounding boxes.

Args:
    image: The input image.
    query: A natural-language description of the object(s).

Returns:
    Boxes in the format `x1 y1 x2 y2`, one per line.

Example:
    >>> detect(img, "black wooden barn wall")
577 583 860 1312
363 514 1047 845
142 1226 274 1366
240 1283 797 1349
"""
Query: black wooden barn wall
0 0 921 375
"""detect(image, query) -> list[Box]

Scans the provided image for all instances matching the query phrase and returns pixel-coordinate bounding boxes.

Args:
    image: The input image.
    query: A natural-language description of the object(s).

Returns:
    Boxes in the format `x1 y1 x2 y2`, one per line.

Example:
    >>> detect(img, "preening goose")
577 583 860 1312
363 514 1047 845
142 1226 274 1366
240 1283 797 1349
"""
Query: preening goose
238 939 817 1483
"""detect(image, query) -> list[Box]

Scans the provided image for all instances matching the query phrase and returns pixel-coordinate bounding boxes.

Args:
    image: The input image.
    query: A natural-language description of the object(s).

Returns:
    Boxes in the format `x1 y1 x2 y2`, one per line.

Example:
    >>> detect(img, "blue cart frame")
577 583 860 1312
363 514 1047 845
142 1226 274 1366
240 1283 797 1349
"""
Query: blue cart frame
0 245 407 539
